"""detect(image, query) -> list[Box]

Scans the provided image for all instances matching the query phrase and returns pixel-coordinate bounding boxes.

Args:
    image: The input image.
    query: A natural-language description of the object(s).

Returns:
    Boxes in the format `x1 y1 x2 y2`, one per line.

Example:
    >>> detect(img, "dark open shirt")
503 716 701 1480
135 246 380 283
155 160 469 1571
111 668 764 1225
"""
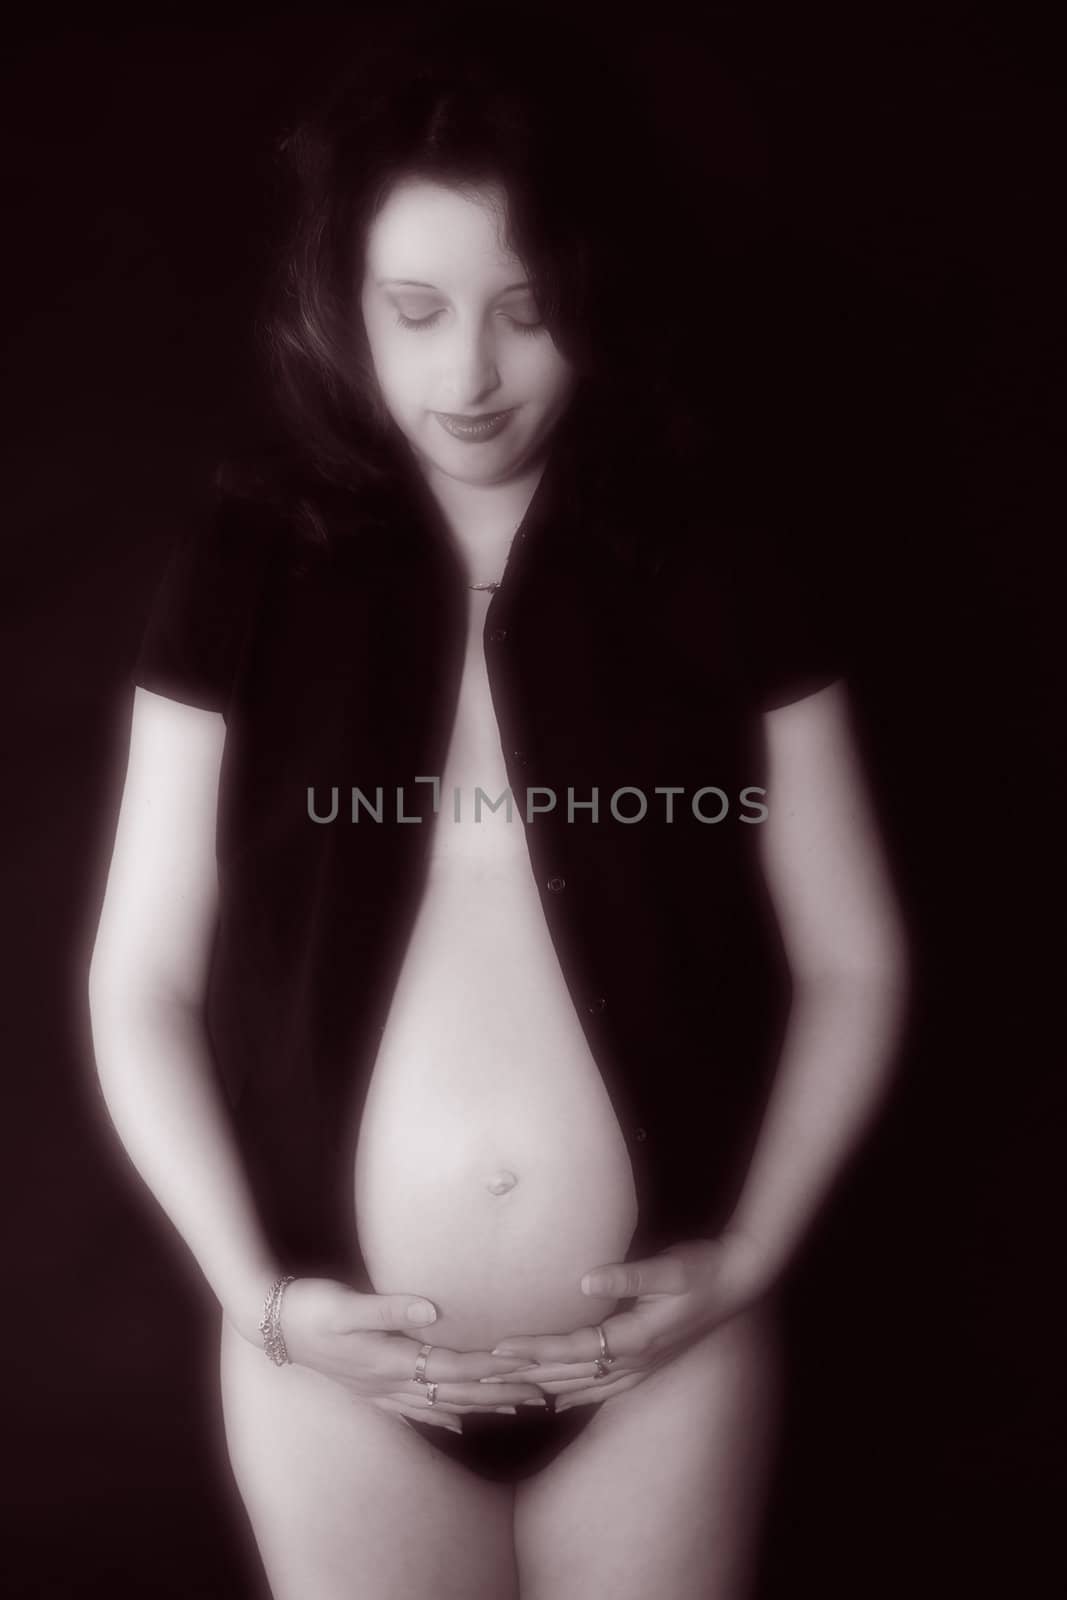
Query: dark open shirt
130 397 848 1285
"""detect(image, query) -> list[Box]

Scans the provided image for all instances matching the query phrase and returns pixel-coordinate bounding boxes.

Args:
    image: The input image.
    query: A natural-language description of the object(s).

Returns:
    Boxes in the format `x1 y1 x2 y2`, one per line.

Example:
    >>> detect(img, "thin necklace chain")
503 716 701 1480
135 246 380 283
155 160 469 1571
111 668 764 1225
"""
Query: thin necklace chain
469 522 529 591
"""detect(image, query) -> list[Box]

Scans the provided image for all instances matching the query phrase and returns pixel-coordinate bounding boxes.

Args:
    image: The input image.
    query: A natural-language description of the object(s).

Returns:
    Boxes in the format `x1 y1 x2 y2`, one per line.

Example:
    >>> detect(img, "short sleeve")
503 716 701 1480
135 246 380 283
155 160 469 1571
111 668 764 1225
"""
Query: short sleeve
727 524 852 712
656 515 853 713
130 496 265 716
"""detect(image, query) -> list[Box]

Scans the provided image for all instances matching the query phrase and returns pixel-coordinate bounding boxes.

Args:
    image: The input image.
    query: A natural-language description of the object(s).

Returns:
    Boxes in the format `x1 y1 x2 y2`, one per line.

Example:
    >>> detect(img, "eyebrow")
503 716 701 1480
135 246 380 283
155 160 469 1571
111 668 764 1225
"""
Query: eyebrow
376 279 532 296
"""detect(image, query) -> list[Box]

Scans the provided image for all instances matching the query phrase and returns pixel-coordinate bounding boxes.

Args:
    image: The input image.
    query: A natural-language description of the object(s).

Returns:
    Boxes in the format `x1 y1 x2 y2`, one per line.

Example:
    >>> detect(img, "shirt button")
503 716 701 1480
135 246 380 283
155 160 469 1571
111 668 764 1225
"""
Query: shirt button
546 875 566 893
586 995 608 1014
489 626 508 643
634 1126 648 1142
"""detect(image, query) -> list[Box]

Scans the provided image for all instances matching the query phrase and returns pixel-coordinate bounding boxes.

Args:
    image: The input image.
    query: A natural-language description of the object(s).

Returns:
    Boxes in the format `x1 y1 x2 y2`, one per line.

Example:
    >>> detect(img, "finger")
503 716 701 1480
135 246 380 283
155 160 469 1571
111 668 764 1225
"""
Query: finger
489 1330 603 1364
388 1344 546 1384
479 1361 597 1385
552 1386 613 1412
335 1292 440 1333
434 1354 543 1382
579 1255 690 1299
490 1307 643 1366
390 1393 550 1416
588 1302 674 1351
383 1392 465 1416
554 1391 607 1412
557 1371 646 1410
553 1389 599 1411
529 1361 642 1396
406 1380 549 1406
526 1368 633 1394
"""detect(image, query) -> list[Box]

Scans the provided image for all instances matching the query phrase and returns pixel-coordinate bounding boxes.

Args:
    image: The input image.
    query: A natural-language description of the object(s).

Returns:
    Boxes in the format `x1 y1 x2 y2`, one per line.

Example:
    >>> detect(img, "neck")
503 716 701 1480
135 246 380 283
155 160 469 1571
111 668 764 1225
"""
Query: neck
421 457 548 588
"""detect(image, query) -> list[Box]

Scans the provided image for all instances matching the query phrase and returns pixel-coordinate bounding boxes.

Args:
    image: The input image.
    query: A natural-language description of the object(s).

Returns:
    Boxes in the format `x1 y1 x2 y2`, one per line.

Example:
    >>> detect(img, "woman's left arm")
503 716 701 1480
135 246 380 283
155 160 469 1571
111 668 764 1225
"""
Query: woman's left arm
484 679 912 1388
722 677 912 1287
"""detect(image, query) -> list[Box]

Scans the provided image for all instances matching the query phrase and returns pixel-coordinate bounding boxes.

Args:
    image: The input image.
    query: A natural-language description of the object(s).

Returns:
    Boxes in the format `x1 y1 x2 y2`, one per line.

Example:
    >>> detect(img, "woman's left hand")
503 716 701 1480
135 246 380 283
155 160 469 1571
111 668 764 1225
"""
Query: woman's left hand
481 1228 776 1411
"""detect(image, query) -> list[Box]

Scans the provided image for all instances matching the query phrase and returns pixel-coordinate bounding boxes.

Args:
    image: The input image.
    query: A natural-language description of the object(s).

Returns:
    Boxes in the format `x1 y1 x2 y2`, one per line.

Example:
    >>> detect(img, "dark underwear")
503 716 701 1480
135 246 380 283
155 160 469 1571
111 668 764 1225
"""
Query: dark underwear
401 1392 599 1484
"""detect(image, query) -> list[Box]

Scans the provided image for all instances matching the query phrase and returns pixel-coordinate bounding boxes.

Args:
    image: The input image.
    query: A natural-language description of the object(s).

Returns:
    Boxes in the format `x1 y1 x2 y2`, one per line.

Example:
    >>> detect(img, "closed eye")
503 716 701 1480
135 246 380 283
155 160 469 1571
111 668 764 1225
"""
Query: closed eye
393 310 544 338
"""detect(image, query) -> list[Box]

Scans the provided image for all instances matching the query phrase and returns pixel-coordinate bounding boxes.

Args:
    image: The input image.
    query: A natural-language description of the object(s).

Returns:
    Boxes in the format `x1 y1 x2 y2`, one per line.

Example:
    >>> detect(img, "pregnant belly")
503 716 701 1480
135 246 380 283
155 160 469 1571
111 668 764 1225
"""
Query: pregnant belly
352 857 640 1354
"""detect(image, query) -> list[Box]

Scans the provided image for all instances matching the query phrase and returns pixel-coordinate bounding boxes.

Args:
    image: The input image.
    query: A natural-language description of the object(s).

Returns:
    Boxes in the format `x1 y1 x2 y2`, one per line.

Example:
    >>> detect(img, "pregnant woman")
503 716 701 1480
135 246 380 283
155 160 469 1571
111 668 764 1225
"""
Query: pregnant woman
87 18 910 1600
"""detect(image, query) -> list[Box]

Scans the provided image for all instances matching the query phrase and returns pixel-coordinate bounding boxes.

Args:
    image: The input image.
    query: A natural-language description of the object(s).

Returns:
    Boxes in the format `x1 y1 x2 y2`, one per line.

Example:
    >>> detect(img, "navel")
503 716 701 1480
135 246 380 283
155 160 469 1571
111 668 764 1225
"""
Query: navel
486 1169 518 1195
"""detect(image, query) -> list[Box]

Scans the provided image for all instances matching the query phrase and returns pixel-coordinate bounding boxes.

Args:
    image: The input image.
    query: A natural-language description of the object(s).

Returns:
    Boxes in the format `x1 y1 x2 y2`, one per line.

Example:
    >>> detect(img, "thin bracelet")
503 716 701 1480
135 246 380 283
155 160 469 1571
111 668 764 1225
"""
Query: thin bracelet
259 1274 295 1365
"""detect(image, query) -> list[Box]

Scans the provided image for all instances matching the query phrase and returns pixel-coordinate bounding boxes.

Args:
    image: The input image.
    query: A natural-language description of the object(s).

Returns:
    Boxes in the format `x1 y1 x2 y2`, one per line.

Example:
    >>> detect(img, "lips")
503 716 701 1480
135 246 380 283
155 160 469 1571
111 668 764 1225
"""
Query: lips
435 409 513 442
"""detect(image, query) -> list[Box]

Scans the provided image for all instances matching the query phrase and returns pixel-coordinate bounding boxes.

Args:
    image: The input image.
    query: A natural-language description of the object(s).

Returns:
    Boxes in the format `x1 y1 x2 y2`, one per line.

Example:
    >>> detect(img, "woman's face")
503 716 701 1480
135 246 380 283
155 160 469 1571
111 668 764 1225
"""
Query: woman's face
359 178 578 486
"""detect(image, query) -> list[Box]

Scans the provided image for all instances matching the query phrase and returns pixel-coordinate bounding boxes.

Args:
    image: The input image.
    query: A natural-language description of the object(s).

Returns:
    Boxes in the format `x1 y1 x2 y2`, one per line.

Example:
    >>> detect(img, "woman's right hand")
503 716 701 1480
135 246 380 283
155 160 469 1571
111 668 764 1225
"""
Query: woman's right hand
257 1277 546 1432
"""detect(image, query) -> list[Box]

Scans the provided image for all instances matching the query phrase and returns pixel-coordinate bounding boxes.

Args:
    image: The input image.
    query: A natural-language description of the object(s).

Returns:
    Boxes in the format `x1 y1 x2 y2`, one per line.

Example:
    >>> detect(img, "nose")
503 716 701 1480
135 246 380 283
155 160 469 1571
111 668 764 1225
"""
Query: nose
442 322 503 410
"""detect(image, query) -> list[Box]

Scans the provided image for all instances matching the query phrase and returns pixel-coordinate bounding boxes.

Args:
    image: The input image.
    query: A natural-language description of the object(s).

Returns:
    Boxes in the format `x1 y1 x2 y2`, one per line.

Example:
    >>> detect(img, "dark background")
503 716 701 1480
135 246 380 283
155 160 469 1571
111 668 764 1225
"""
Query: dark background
3 3 1062 1596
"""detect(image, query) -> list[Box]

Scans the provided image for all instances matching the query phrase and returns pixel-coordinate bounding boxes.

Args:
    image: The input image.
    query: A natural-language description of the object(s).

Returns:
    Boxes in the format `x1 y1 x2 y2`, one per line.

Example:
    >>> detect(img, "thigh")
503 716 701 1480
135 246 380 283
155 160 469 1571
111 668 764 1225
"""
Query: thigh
513 1300 784 1600
218 1315 519 1600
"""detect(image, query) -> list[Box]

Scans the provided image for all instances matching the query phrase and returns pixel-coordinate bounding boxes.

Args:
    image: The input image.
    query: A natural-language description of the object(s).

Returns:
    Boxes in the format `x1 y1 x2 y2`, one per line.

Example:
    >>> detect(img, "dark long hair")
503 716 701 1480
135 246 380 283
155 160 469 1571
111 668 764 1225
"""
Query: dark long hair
223 9 706 549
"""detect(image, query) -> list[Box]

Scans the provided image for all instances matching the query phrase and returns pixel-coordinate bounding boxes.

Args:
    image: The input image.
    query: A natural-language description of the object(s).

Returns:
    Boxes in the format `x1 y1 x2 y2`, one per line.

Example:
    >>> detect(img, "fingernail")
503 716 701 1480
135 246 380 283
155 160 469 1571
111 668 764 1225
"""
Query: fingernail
491 1345 522 1356
582 1274 610 1295
407 1302 437 1325
495 1405 519 1414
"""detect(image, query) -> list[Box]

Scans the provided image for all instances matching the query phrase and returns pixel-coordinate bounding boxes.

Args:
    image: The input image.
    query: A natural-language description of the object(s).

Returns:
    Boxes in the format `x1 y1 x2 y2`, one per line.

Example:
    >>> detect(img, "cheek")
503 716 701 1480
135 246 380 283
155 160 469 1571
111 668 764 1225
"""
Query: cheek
370 335 426 403
526 347 577 403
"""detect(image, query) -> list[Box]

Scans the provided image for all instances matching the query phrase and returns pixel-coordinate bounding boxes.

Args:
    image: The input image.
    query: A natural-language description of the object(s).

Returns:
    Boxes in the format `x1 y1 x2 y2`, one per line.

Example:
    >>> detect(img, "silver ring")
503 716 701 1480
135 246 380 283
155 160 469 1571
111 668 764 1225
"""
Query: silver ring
412 1343 433 1385
593 1324 616 1379
425 1381 438 1407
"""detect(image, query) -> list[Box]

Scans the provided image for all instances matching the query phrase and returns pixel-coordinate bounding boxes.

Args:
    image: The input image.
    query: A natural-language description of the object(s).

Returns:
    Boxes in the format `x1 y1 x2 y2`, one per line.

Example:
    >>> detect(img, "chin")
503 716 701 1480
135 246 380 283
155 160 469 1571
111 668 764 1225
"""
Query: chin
418 434 535 481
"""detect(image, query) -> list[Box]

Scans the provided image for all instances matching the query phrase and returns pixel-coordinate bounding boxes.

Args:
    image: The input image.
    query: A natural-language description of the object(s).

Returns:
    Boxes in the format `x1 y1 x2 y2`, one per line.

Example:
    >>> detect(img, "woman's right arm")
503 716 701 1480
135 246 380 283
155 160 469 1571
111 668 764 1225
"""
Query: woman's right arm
87 687 279 1346
85 685 546 1420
